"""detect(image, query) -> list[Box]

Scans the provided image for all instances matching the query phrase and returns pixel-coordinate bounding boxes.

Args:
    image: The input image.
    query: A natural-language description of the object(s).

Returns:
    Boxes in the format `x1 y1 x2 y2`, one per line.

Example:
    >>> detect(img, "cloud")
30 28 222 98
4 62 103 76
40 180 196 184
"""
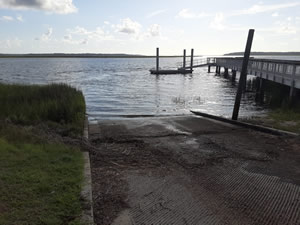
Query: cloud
1 15 14 21
233 2 300 16
0 37 22 49
68 26 113 40
147 9 166 18
271 12 279 17
0 0 77 14
16 15 23 21
116 18 142 34
65 26 114 45
210 13 226 30
35 27 53 41
147 24 161 37
177 9 211 19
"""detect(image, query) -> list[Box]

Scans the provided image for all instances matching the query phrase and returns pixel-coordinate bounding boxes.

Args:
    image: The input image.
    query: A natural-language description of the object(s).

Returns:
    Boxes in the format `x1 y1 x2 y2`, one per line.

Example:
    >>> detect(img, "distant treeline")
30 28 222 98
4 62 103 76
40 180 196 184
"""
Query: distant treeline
224 52 300 56
0 53 184 58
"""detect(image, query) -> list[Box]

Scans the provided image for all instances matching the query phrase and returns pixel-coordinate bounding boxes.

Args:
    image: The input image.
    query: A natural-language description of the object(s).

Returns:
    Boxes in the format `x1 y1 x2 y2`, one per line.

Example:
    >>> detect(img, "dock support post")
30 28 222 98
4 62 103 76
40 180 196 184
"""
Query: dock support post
289 80 295 103
215 66 218 73
255 77 265 103
208 65 211 73
232 70 236 82
190 49 194 69
289 66 297 105
232 29 255 121
224 68 229 78
183 49 186 69
156 47 159 72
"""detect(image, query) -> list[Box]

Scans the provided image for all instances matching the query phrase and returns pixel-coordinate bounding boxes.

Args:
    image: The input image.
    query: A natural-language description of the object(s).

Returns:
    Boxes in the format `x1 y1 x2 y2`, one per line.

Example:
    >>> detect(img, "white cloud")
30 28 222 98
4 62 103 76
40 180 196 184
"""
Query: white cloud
210 13 226 30
271 12 279 17
233 2 300 16
147 9 166 18
16 15 23 22
147 24 161 37
177 9 211 19
1 15 14 21
0 37 22 49
104 21 110 25
0 0 77 14
116 18 141 34
66 26 114 44
275 20 298 34
35 27 53 41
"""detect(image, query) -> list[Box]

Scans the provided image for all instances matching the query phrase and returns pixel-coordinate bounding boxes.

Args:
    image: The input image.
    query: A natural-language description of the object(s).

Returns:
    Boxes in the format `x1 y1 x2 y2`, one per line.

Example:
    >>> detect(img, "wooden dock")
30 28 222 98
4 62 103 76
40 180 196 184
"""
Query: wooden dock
150 48 194 75
150 69 193 75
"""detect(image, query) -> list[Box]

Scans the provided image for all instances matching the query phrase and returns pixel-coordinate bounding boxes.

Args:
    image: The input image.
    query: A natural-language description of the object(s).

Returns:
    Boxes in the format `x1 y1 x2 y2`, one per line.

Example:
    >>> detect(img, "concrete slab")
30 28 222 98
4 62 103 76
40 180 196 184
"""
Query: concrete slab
89 115 300 225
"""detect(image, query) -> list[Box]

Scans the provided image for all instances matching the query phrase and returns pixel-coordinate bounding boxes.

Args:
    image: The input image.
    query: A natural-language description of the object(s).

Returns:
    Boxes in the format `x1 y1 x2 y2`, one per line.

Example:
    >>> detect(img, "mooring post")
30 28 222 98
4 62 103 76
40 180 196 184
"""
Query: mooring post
190 49 194 69
289 65 296 104
224 68 229 78
258 78 265 103
156 47 159 72
183 49 186 69
232 70 236 82
232 29 255 120
208 65 211 73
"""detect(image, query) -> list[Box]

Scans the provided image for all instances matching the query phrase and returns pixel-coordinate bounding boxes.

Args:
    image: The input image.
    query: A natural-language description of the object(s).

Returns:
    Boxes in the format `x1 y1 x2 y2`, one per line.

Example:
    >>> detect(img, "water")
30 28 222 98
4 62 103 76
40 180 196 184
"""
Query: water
0 57 267 120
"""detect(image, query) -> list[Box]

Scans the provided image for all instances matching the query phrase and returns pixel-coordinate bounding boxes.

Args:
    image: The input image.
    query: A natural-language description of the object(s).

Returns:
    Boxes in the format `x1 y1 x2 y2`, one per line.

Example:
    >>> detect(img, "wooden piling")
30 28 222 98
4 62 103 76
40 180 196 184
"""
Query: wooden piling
232 70 236 82
215 66 218 73
224 68 229 78
183 49 186 69
208 65 211 73
156 47 159 72
190 49 194 69
289 65 297 104
232 29 255 121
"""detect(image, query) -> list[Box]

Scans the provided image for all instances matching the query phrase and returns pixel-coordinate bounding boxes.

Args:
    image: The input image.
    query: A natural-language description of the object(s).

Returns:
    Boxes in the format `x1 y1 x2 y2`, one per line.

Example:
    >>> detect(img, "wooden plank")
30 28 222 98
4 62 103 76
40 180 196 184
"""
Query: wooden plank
150 69 193 75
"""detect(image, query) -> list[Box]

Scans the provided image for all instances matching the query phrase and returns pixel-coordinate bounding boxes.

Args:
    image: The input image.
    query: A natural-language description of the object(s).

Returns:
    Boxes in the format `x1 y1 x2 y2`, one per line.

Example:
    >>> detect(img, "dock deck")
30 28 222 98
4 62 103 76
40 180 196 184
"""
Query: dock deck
150 69 193 75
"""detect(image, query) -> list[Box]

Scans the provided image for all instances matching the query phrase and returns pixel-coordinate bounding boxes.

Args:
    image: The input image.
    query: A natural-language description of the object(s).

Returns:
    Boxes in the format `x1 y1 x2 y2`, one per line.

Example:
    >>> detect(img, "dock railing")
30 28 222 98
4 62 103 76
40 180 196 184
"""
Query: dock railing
212 57 300 89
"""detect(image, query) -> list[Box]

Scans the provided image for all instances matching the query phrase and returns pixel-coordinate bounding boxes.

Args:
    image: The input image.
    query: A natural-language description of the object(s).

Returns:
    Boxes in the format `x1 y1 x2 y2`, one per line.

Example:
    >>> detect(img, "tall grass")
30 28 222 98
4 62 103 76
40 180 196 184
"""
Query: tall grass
0 83 86 135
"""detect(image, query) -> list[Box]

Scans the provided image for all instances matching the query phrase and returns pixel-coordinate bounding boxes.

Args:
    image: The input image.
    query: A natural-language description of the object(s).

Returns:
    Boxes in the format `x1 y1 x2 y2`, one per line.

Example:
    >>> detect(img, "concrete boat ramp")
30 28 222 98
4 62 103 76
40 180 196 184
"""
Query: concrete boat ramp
88 115 300 225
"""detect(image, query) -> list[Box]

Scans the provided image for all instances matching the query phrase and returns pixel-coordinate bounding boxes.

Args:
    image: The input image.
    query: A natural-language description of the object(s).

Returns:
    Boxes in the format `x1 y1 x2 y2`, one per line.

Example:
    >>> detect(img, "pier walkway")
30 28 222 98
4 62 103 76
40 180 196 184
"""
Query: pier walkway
182 57 300 90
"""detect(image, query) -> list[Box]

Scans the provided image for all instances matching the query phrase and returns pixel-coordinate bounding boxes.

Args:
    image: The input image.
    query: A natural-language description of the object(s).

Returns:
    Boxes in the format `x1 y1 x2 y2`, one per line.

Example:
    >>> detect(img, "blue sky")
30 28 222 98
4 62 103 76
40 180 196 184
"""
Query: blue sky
0 0 299 55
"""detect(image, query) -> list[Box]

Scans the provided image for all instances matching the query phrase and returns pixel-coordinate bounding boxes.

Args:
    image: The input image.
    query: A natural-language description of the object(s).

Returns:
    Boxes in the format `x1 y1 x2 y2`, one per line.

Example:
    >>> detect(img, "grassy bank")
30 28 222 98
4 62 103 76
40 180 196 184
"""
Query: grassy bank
0 83 86 136
0 83 86 225
244 109 300 134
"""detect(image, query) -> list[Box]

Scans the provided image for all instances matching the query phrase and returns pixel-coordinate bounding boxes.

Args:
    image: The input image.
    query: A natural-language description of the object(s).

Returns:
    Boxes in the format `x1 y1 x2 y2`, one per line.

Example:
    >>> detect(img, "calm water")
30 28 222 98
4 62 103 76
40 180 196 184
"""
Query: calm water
0 57 268 120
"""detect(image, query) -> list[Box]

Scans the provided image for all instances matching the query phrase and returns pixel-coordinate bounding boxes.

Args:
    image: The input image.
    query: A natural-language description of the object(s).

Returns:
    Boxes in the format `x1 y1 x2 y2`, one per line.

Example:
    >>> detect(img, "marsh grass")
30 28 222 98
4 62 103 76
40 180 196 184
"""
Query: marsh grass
0 83 86 135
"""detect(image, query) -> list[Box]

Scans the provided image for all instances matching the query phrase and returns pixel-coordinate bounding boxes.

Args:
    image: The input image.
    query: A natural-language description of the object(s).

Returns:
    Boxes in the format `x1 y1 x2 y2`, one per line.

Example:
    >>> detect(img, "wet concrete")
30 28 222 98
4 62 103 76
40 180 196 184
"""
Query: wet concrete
89 115 300 225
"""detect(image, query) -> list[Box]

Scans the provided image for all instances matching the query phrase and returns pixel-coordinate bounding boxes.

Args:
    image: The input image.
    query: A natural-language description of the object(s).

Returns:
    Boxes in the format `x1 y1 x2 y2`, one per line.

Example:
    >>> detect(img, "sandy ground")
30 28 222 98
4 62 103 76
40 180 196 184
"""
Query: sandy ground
88 115 300 225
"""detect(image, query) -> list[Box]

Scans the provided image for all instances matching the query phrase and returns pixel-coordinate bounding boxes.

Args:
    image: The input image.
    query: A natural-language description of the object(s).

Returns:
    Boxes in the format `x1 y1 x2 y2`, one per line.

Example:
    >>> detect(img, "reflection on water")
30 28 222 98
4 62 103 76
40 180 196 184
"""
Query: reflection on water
0 57 267 120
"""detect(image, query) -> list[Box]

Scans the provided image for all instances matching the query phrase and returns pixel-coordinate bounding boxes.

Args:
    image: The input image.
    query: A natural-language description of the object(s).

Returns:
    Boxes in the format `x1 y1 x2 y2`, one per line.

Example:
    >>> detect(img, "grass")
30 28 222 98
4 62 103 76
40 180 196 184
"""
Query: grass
267 109 300 134
244 108 300 134
0 83 86 224
0 83 86 136
0 124 84 225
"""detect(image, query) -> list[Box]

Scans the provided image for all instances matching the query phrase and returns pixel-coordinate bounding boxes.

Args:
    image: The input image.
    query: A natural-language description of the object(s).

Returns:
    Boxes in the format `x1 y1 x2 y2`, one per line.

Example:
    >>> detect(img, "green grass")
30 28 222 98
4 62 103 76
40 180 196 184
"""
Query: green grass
267 109 300 134
0 83 86 224
244 109 300 134
0 124 84 225
0 83 86 136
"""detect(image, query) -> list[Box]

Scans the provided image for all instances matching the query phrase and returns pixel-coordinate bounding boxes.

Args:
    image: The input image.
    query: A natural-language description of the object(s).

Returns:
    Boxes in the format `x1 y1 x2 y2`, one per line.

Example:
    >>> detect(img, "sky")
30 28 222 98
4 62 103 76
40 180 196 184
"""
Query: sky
0 0 299 55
